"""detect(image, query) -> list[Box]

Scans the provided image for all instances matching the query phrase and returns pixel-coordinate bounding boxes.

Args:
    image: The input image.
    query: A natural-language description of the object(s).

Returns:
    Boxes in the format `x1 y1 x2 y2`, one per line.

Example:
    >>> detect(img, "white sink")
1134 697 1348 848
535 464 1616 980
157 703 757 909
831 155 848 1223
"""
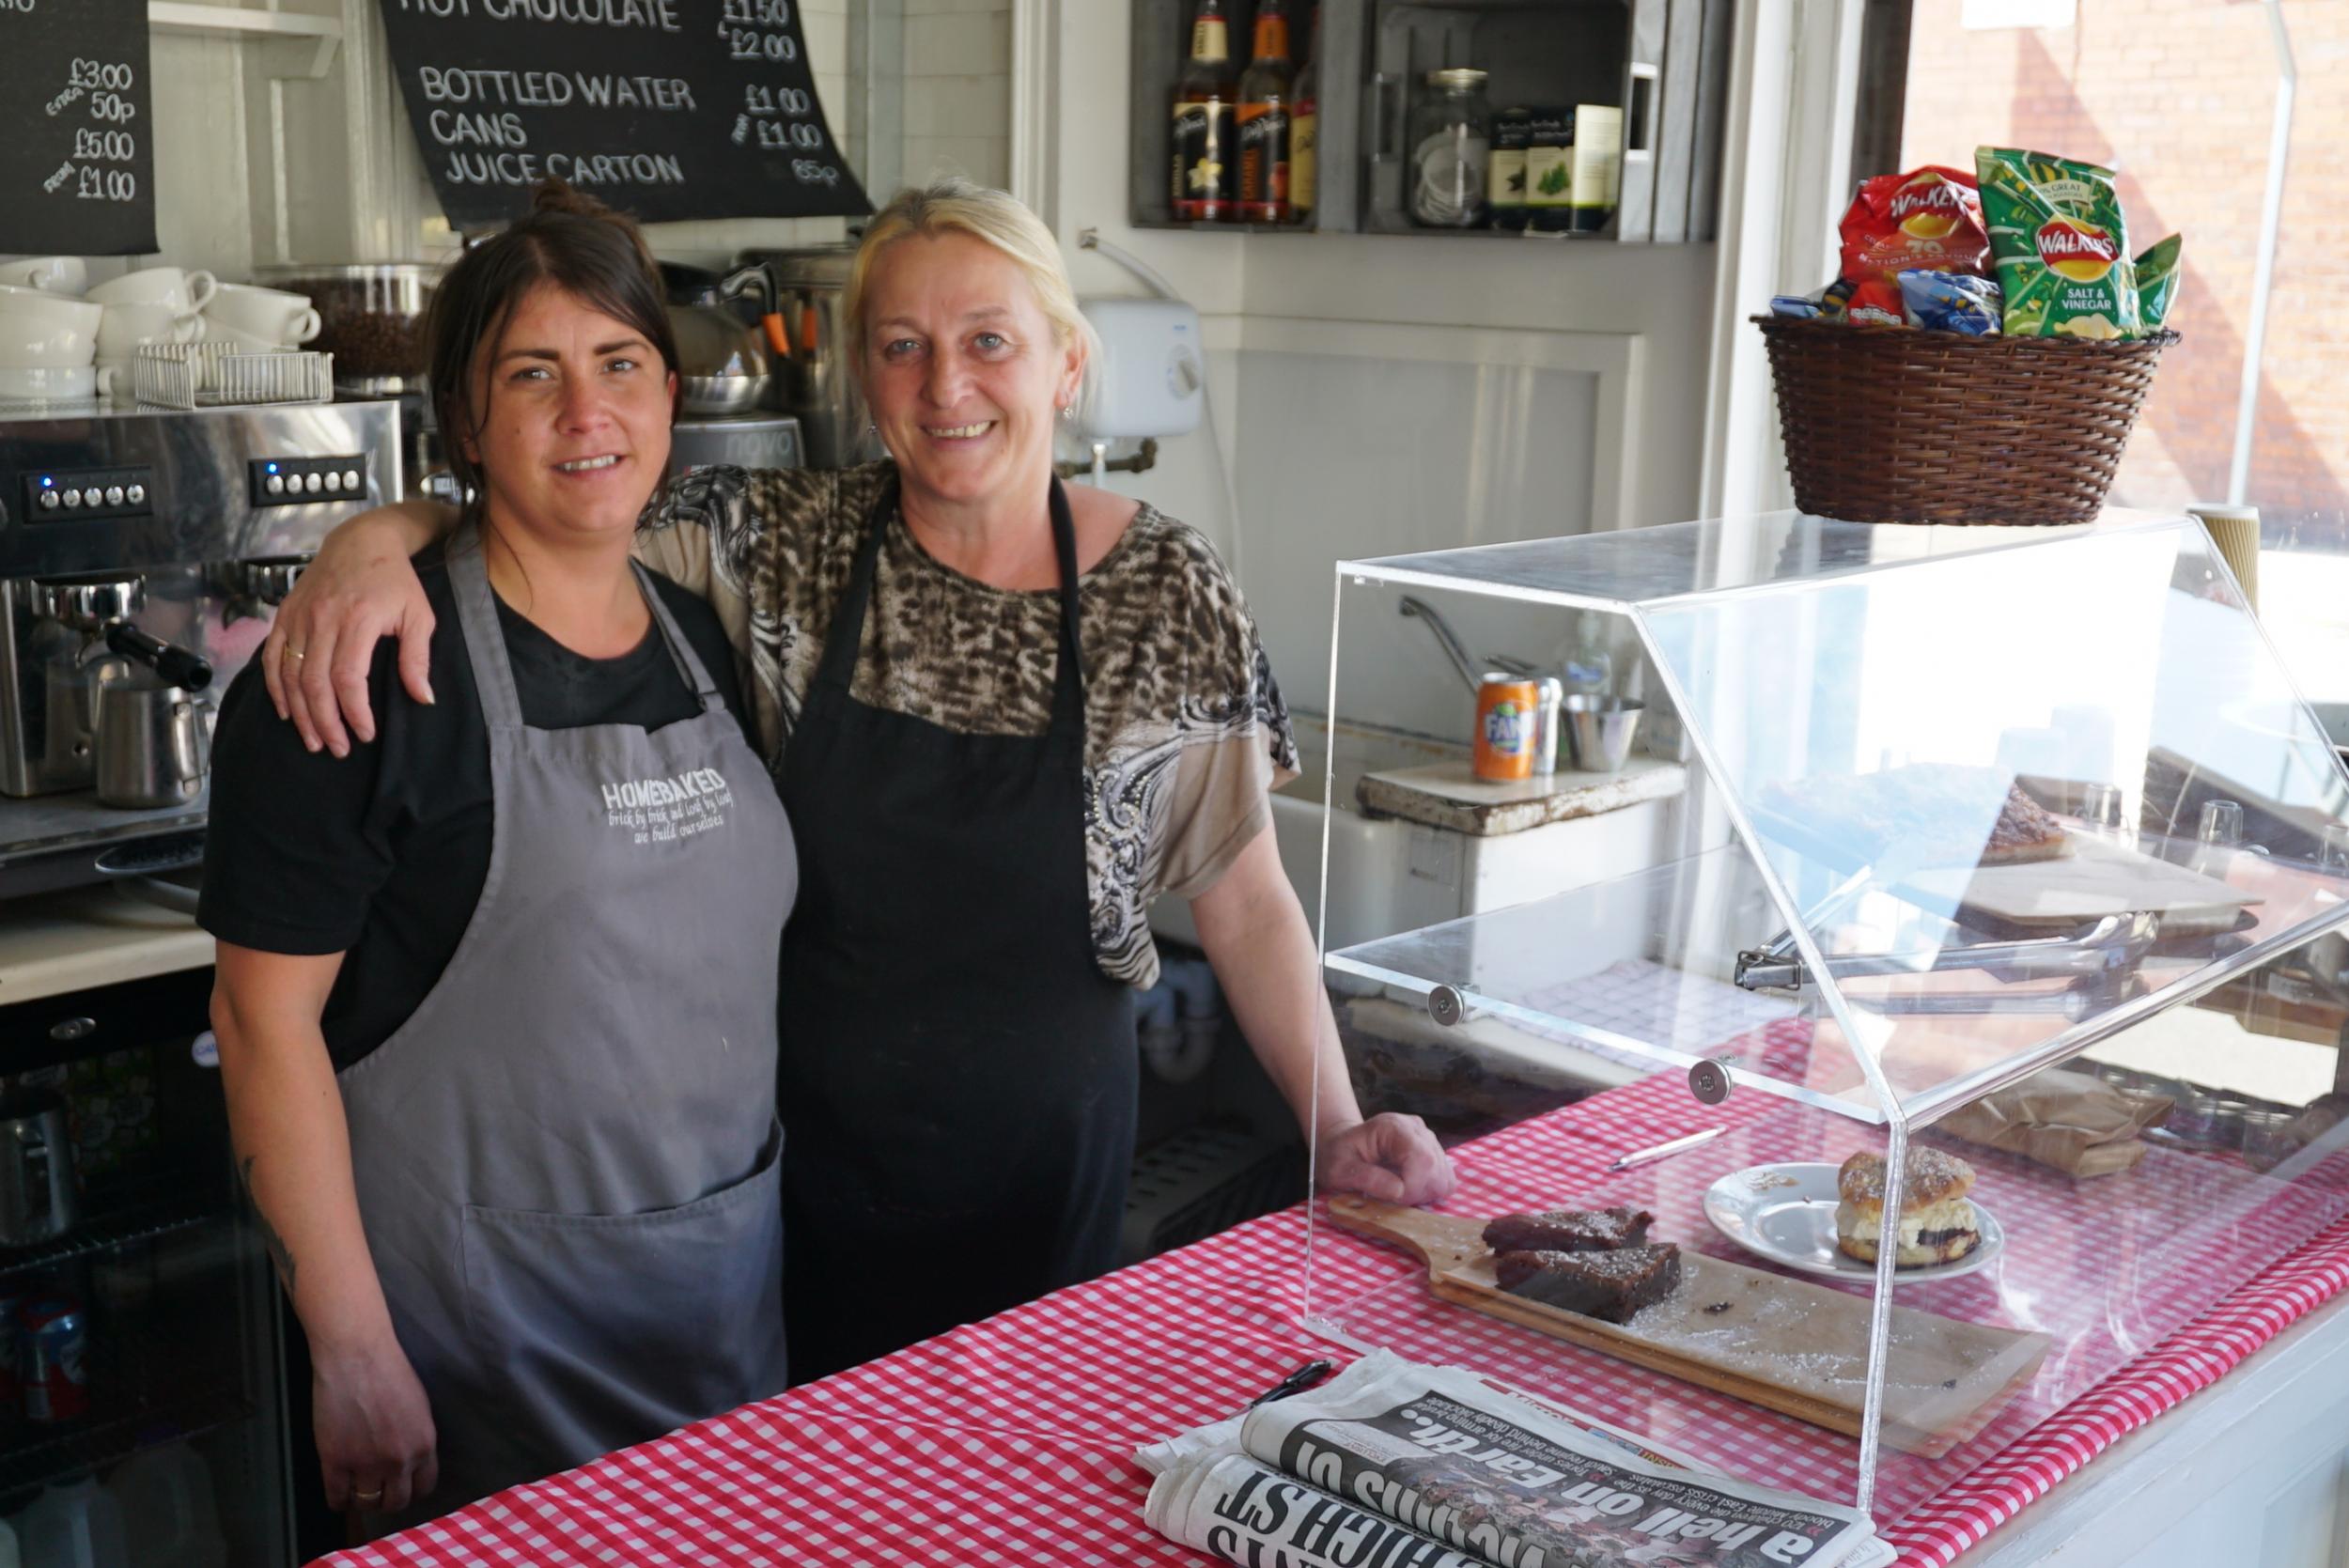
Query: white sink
1150 714 1684 955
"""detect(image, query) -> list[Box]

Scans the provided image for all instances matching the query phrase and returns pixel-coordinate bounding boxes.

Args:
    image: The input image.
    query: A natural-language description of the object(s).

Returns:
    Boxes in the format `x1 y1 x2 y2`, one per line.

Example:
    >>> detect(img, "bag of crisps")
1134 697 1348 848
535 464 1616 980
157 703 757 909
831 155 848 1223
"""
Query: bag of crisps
1976 147 2140 339
2136 234 2182 332
1839 166 1992 301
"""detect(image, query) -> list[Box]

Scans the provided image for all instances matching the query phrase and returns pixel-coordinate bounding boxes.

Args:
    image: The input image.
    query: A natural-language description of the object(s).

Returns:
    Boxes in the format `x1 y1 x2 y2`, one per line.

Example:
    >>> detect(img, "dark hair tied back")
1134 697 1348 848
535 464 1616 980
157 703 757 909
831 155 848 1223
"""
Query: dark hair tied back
425 178 678 526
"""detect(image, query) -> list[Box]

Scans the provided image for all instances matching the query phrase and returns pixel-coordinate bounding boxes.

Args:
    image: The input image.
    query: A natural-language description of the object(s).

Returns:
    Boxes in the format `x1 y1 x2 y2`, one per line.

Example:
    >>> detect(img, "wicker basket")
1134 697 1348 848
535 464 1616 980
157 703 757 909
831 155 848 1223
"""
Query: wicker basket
1754 316 2180 525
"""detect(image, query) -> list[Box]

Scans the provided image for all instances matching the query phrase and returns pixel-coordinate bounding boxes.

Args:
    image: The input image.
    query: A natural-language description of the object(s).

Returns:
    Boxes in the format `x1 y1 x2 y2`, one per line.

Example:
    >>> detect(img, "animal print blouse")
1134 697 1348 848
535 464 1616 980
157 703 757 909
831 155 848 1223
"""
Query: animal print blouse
632 461 1298 988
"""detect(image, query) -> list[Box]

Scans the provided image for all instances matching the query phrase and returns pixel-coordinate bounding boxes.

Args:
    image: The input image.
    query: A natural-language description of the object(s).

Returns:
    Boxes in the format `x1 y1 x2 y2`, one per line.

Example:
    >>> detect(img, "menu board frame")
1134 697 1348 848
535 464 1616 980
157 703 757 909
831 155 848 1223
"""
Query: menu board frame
378 0 873 232
0 0 161 256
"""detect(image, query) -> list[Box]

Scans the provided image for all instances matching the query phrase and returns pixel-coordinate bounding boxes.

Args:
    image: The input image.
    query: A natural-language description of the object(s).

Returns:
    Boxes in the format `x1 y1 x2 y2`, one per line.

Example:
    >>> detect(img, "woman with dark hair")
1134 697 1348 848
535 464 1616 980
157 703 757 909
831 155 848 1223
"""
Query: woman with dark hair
200 182 794 1527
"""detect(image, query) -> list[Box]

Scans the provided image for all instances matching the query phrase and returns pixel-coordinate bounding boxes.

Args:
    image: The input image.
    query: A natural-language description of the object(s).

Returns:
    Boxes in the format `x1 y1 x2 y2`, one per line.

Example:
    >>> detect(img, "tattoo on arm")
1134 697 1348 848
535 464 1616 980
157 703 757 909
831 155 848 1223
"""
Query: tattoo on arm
238 1155 298 1294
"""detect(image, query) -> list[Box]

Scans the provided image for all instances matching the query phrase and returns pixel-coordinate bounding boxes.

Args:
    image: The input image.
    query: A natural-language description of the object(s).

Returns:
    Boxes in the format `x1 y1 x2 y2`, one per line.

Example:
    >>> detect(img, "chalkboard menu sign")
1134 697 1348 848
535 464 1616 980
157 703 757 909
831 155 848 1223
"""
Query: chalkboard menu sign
378 0 872 232
0 0 160 256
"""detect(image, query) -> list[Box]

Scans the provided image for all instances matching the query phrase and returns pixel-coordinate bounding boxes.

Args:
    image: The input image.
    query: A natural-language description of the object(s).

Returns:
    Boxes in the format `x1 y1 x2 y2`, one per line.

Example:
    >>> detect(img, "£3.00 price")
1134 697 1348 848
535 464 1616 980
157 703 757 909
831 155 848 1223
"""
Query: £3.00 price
69 59 134 91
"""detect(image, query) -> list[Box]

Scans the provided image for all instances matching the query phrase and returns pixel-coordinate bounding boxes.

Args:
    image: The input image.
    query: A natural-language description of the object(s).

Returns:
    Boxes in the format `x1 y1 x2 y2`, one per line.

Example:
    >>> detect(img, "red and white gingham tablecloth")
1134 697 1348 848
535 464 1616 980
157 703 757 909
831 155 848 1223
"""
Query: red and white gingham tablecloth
328 1035 2349 1568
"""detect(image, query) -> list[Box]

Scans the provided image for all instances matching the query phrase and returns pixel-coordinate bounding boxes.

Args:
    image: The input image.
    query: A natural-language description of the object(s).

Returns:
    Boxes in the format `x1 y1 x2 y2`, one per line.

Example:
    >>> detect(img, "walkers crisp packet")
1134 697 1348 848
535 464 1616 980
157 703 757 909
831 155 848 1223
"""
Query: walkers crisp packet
1975 147 2140 339
1839 166 1990 287
2136 233 2183 332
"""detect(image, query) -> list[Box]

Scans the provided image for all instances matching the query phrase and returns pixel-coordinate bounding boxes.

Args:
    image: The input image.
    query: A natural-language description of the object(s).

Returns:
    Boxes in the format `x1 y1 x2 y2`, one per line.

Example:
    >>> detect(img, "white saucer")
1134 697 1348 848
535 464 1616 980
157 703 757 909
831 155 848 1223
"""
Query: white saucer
1702 1161 2004 1284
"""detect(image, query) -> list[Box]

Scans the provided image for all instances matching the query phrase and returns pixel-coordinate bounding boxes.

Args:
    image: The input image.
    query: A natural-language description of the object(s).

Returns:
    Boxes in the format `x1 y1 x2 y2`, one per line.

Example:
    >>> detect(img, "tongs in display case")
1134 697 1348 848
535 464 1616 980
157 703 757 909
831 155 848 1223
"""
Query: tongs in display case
1735 896 2164 1017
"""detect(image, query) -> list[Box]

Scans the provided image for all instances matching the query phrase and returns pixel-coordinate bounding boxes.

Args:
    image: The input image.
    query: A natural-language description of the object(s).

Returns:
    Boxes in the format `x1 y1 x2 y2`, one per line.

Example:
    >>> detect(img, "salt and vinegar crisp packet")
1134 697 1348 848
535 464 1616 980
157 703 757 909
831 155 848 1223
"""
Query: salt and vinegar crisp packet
1976 147 2141 338
2136 233 2183 332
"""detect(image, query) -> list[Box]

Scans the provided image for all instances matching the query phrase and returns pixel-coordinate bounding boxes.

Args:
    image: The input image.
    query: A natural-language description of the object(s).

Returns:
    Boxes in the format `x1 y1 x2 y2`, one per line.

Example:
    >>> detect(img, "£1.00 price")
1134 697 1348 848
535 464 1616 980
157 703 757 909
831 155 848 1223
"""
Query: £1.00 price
76 166 136 203
742 84 811 116
757 121 825 150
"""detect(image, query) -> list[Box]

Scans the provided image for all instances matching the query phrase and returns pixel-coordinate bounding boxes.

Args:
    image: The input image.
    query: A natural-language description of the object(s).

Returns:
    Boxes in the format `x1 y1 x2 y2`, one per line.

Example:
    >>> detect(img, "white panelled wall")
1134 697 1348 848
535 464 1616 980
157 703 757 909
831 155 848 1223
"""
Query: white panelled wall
125 0 1706 728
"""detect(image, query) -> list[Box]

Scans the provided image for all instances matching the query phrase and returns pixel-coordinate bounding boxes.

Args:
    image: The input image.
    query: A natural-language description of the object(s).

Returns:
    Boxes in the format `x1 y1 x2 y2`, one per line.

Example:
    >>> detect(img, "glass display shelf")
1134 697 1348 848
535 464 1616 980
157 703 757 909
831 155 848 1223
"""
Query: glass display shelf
1308 505 2349 1522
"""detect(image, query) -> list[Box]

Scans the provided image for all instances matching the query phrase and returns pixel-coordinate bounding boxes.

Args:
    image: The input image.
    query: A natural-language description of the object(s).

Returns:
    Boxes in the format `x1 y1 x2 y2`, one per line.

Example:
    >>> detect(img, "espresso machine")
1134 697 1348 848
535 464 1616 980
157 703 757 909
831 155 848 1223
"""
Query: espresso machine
0 399 401 900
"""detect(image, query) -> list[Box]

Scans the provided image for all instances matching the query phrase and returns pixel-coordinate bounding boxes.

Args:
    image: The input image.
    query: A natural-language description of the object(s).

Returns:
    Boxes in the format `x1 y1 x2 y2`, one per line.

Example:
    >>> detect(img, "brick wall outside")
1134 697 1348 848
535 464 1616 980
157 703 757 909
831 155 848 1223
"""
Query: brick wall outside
1901 0 2347 524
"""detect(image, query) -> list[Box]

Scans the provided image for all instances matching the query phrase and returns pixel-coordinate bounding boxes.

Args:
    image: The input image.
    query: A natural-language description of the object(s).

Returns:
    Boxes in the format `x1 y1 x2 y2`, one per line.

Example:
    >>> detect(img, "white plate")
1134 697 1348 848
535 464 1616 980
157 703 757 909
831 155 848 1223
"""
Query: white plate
1702 1162 2004 1284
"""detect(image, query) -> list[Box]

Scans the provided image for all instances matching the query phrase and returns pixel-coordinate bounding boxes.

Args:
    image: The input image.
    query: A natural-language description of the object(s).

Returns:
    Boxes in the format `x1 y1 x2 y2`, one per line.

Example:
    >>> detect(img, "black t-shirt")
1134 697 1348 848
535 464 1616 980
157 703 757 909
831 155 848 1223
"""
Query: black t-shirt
199 543 754 1071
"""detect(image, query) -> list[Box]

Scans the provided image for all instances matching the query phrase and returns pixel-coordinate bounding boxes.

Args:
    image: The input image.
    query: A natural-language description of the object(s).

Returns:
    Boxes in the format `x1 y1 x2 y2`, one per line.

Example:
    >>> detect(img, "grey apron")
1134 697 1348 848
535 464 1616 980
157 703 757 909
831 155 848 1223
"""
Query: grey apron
337 527 795 1521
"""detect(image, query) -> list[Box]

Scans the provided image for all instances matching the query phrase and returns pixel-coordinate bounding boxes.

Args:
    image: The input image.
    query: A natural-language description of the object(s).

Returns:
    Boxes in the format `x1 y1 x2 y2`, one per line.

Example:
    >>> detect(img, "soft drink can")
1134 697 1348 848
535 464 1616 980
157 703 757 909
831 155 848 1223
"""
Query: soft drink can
1532 677 1564 776
1473 674 1538 782
22 1298 87 1421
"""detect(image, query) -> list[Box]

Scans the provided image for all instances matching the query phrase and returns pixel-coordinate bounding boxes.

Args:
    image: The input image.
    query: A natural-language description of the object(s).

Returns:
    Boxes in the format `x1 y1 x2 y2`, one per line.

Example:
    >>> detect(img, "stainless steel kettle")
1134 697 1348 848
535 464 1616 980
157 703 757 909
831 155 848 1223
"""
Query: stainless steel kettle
0 1088 77 1247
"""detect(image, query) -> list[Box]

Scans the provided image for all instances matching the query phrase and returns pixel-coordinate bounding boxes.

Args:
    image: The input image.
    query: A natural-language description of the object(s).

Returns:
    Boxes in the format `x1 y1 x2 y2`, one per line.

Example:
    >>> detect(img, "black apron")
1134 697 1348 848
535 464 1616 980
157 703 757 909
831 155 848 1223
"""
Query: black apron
776 476 1137 1382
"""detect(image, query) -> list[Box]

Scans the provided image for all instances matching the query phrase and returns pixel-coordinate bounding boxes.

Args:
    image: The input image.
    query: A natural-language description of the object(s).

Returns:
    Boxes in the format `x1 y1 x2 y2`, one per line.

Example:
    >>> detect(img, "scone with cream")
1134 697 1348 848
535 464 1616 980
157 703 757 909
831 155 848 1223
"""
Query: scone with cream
1834 1148 1980 1266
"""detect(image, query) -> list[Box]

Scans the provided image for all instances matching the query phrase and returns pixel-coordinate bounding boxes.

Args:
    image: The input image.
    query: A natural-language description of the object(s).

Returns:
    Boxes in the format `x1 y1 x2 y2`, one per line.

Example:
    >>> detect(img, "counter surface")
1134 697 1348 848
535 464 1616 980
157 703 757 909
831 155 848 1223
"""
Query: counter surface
0 884 212 1006
324 1059 2349 1568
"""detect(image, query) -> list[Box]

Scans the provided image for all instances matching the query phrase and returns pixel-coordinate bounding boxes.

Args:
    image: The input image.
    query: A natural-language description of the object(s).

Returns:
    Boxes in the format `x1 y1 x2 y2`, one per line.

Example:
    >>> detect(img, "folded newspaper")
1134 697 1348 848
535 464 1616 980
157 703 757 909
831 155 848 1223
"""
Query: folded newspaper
1141 1352 1891 1568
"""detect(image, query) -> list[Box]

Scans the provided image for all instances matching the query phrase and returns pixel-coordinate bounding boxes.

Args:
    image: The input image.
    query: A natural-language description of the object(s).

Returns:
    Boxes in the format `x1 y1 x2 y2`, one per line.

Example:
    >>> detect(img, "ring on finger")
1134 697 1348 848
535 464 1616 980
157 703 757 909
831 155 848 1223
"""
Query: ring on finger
285 644 306 662
354 1485 383 1504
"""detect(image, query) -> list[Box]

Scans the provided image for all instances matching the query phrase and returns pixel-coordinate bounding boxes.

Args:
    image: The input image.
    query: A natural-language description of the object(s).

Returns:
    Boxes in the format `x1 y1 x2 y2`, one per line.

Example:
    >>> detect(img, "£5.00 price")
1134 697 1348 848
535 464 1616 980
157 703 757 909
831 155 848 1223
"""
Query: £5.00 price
74 129 134 162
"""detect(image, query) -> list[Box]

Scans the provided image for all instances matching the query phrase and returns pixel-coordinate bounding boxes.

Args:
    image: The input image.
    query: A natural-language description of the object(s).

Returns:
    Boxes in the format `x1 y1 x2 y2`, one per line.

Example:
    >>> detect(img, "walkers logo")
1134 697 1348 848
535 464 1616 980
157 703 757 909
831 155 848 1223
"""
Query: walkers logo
2034 216 2119 283
600 767 733 846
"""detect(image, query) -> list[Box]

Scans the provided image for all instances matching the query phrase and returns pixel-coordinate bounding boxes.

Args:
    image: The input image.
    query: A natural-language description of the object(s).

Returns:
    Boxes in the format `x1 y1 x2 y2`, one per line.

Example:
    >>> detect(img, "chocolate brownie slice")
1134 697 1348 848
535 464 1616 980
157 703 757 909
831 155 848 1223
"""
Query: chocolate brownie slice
1481 1205 1653 1255
1495 1243 1682 1324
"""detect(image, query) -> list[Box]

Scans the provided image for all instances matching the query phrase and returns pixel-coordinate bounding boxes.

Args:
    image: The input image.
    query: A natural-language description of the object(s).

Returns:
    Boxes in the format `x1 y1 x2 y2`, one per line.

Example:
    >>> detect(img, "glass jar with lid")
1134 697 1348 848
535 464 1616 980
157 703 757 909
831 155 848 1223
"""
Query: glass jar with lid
1408 68 1492 228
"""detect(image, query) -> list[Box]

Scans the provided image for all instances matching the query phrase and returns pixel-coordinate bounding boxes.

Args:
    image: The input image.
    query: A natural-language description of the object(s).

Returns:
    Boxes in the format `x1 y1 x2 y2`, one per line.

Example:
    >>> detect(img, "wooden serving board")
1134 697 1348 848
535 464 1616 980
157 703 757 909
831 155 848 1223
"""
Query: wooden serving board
1895 832 2259 931
1330 1195 2050 1459
1356 757 1686 837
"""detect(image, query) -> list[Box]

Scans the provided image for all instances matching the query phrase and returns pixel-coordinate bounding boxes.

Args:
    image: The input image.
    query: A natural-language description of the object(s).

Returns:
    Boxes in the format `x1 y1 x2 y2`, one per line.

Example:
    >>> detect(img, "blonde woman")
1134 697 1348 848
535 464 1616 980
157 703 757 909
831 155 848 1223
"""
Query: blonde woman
262 179 1455 1382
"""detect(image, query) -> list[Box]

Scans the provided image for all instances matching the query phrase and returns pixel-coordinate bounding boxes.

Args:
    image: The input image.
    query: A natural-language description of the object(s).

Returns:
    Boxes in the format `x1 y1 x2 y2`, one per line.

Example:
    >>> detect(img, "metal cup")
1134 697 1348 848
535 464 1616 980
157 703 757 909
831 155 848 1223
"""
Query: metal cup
94 677 209 810
1563 695 1645 773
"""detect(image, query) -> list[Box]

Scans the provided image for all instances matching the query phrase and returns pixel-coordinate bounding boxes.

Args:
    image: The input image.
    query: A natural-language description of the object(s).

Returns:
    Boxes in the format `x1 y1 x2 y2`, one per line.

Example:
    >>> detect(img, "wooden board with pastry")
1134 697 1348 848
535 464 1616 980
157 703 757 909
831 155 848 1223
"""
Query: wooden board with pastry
1333 1194 2050 1458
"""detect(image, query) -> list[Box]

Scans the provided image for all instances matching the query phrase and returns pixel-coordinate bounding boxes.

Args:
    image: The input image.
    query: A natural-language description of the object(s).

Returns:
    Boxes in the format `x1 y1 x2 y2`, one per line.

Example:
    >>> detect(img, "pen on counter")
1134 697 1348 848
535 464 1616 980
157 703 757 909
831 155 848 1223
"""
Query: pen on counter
1248 1359 1335 1407
1608 1126 1728 1172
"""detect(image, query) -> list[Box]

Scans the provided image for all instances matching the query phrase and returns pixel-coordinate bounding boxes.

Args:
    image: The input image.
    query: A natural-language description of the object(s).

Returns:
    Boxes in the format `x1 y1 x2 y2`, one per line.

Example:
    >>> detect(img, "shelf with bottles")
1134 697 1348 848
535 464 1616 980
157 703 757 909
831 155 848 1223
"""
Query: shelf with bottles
0 1219 259 1500
1131 0 1729 243
0 1194 219 1285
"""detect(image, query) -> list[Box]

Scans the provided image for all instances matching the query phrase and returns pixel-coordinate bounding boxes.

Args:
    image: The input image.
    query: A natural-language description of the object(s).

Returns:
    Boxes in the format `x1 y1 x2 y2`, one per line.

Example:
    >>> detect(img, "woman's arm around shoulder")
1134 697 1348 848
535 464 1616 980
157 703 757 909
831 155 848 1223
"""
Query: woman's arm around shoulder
264 500 453 757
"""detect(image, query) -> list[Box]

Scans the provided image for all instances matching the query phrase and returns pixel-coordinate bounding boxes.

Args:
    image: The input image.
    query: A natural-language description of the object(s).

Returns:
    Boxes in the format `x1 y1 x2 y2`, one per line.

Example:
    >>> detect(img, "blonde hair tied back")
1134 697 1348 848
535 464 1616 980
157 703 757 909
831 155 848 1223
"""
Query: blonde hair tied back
844 178 1100 420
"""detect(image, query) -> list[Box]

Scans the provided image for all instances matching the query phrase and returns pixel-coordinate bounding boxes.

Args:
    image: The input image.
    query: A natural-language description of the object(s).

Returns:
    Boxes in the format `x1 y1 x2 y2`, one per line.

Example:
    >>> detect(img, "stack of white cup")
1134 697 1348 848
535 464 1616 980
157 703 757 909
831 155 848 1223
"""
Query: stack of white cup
199 282 321 352
0 258 316 405
87 266 216 392
0 257 104 403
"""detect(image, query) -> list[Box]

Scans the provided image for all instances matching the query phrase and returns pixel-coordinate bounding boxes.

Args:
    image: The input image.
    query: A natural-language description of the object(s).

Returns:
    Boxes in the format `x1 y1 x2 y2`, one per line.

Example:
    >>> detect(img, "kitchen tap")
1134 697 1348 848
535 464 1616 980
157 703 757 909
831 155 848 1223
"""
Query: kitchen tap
1399 596 1481 694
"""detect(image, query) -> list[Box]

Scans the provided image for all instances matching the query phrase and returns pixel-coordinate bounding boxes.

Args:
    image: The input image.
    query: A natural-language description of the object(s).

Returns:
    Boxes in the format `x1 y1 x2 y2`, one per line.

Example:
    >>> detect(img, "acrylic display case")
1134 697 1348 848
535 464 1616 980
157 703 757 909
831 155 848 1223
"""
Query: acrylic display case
1306 509 2349 1520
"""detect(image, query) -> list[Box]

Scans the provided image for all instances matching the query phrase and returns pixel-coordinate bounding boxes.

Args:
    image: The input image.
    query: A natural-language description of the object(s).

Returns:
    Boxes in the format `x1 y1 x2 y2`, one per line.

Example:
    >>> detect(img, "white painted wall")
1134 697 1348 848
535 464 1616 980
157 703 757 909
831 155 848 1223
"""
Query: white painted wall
97 0 1719 745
